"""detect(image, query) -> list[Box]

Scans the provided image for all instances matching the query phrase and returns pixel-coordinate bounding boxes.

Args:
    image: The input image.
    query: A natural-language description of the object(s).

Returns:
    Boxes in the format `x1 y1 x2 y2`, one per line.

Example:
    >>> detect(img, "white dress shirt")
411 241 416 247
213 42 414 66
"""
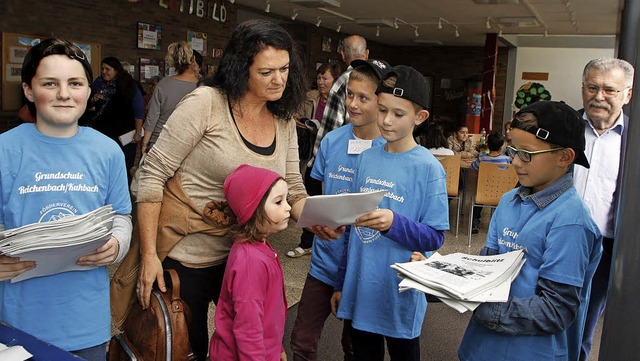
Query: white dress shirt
573 111 625 238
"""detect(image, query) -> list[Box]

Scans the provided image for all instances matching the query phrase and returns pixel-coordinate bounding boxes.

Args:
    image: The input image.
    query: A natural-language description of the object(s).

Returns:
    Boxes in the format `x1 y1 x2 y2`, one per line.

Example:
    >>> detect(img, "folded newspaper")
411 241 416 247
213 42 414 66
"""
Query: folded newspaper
0 205 115 283
391 250 525 313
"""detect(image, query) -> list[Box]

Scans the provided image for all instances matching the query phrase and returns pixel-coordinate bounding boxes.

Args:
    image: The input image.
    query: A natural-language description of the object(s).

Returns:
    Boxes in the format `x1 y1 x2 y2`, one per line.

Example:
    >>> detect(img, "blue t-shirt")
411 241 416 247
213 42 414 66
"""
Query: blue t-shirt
0 124 131 351
458 183 601 361
309 124 385 288
336 145 449 338
471 152 511 171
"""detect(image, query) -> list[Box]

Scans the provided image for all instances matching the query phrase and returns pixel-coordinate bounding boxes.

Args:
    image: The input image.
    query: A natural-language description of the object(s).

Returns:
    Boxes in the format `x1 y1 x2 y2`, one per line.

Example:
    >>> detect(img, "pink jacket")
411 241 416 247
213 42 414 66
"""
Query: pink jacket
209 241 287 361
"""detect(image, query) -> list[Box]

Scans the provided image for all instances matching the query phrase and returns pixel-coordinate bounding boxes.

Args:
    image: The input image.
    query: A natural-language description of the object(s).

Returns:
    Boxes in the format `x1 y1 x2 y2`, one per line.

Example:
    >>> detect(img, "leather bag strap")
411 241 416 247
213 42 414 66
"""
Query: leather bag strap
164 269 181 302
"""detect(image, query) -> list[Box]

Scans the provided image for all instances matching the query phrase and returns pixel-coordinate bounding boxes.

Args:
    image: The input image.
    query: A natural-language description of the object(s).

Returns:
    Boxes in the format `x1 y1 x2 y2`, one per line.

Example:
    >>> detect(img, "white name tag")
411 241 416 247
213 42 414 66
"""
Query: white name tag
347 139 373 154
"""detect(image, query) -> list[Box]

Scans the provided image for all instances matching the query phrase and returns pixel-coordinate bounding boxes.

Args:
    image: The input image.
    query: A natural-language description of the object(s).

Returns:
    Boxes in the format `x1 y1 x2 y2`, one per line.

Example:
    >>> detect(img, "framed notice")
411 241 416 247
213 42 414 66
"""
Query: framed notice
137 22 162 50
139 58 165 81
187 31 207 56
322 36 332 52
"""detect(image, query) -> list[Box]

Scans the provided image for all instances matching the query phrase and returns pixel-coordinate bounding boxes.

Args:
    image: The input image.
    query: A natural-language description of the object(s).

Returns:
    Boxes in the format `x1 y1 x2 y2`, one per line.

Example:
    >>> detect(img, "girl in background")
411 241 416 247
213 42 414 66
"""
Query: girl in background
209 164 290 361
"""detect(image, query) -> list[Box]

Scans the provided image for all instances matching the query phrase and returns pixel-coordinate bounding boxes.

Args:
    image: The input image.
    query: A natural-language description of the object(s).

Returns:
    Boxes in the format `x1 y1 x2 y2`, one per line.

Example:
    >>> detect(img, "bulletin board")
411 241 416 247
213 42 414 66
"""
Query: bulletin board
1 32 101 111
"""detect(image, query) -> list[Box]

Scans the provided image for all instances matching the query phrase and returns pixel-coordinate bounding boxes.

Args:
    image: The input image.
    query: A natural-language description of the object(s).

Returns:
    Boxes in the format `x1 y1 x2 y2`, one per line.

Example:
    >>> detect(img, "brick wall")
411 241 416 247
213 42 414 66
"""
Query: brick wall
0 0 508 134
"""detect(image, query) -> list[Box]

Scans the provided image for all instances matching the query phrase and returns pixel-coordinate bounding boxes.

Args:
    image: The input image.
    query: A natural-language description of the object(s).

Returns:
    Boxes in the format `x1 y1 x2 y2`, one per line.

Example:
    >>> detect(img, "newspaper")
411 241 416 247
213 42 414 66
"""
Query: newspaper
0 205 115 282
391 250 525 302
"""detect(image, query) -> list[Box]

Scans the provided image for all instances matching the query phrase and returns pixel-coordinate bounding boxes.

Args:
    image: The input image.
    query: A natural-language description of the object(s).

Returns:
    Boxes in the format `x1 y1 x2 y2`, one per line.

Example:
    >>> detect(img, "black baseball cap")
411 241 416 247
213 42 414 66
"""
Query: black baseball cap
512 100 589 168
376 65 430 109
350 59 390 80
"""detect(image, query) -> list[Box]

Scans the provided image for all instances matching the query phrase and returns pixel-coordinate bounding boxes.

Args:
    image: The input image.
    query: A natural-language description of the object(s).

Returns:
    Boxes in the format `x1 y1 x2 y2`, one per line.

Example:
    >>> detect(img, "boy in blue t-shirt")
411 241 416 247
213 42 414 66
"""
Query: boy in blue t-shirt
332 65 449 361
471 132 512 233
290 59 389 361
458 101 602 361
0 39 132 360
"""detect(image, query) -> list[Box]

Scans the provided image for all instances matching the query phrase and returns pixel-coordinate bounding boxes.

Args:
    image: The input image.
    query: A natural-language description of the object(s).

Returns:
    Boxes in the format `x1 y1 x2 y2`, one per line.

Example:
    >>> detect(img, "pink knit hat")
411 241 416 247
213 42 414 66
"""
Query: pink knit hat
224 164 283 225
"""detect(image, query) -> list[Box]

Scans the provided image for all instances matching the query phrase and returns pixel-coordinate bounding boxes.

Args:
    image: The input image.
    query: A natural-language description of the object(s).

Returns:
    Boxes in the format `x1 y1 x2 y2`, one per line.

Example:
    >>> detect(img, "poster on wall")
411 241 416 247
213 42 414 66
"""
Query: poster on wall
139 58 165 81
322 36 332 52
9 46 27 64
137 22 162 50
187 31 207 56
5 64 21 82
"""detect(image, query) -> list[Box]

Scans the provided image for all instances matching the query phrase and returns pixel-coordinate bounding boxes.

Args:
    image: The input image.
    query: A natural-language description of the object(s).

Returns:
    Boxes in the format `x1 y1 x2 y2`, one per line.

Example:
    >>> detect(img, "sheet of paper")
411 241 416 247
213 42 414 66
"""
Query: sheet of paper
296 190 387 228
0 343 33 361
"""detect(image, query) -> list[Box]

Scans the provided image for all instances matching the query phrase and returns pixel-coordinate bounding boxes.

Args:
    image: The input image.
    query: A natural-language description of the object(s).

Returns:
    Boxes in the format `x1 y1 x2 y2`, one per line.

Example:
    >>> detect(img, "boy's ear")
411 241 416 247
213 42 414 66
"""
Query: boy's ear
22 82 34 103
414 109 429 126
559 148 576 167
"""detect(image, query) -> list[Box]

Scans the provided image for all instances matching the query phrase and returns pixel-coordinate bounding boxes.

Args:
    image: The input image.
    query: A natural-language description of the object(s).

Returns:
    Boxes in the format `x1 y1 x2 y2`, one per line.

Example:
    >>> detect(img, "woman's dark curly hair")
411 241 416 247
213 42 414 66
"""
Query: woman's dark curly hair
202 19 307 120
101 56 139 101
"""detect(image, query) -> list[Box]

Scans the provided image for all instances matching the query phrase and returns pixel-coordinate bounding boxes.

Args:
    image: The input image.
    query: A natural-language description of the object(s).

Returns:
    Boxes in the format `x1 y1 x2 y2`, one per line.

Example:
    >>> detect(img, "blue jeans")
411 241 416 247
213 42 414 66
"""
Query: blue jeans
580 237 613 361
71 341 107 361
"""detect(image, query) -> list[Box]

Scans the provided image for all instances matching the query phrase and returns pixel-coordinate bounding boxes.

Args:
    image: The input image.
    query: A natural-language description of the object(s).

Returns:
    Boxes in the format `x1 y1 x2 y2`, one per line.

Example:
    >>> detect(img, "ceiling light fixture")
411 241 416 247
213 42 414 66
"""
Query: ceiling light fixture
336 23 342 32
288 0 341 7
376 26 380 37
318 7 355 21
291 9 299 21
316 17 322 27
265 0 270 13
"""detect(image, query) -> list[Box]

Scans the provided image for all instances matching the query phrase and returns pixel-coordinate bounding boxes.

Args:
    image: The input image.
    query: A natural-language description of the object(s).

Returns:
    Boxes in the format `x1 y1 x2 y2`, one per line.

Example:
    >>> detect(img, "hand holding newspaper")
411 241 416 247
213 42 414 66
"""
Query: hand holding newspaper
391 250 525 313
0 205 115 282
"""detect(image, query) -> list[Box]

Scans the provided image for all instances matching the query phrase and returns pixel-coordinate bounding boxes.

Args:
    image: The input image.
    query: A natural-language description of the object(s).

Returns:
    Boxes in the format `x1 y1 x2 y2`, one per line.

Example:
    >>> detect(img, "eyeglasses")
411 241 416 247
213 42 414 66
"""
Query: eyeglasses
582 84 631 98
506 145 564 163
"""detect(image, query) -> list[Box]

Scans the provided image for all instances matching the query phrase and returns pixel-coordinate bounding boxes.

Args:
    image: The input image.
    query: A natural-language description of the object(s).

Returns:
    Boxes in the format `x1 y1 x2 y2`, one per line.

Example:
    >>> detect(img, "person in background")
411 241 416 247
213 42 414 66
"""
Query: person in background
143 75 162 115
142 42 201 153
421 122 454 156
85 56 144 176
310 35 369 166
504 120 512 148
288 62 341 259
470 132 511 234
332 65 449 361
0 38 132 361
576 57 634 361
458 101 602 361
290 59 389 361
448 124 478 159
209 165 290 361
295 63 341 175
111 20 341 361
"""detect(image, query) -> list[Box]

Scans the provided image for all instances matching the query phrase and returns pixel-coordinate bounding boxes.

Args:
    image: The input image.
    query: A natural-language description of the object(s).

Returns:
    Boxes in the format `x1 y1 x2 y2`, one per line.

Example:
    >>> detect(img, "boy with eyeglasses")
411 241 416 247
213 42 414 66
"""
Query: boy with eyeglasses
458 101 602 361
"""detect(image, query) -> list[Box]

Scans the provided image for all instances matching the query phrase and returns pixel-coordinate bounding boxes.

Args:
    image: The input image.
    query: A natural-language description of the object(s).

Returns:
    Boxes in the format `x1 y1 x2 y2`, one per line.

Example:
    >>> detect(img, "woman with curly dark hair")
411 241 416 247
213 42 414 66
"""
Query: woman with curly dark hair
85 56 144 175
112 19 339 361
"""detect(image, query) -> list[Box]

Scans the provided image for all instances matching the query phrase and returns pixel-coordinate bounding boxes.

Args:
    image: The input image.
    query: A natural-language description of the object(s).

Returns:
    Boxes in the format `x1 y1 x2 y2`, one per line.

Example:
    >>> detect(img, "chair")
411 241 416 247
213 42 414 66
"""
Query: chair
436 154 462 237
467 162 519 247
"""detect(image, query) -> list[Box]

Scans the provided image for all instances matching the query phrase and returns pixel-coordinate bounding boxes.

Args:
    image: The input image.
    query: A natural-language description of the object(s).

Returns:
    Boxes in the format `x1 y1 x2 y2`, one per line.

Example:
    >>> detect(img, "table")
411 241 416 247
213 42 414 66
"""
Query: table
0 322 81 360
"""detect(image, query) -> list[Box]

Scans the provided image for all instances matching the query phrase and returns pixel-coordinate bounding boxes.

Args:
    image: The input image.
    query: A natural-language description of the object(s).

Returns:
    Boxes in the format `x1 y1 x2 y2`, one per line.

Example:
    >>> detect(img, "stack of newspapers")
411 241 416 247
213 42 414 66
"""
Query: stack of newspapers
0 205 115 283
391 250 526 313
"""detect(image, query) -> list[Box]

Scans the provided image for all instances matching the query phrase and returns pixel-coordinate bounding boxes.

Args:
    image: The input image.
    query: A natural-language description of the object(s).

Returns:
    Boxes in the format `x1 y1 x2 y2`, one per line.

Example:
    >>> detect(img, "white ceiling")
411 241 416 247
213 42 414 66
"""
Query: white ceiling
236 0 623 48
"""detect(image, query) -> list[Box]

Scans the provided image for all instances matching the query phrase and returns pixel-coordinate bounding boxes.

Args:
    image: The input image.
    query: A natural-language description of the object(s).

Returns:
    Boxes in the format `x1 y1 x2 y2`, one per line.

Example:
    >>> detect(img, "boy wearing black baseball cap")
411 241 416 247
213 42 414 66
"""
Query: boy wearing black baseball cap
290 58 390 360
332 65 449 360
459 101 603 361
